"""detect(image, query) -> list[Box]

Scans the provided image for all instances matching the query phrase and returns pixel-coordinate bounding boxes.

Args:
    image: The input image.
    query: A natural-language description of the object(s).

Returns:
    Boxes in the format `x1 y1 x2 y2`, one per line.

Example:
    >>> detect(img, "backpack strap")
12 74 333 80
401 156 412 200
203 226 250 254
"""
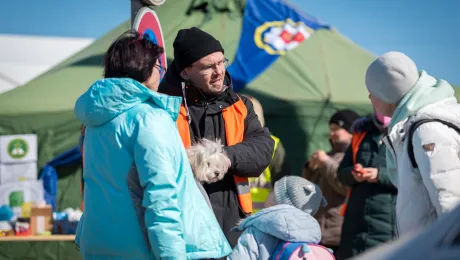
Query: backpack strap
408 119 460 168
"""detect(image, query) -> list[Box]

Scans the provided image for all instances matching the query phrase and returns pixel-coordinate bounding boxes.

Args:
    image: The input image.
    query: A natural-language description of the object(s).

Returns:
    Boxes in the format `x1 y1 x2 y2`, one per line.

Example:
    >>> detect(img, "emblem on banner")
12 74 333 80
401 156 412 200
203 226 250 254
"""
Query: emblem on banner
254 19 313 55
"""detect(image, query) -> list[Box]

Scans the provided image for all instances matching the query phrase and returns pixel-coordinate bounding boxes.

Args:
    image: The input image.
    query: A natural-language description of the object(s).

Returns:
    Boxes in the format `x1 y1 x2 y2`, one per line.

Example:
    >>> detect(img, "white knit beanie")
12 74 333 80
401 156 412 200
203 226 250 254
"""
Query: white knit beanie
365 51 420 104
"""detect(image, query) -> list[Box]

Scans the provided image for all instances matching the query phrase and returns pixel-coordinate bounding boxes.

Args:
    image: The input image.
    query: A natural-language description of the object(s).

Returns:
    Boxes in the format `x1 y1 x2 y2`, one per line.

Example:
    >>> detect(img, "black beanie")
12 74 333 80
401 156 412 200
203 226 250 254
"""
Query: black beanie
329 109 360 133
173 27 224 72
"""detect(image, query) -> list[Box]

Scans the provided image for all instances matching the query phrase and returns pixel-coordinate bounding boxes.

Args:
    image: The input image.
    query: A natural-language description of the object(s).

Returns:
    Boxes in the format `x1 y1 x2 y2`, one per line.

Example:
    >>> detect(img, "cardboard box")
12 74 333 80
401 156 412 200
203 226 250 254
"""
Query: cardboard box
30 205 53 235
0 162 37 184
0 135 37 163
0 180 44 218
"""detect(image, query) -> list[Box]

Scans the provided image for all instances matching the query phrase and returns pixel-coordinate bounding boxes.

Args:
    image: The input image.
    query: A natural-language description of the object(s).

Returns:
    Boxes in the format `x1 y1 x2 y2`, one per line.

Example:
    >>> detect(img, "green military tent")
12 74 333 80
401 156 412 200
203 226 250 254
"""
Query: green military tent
0 0 379 200
0 0 396 211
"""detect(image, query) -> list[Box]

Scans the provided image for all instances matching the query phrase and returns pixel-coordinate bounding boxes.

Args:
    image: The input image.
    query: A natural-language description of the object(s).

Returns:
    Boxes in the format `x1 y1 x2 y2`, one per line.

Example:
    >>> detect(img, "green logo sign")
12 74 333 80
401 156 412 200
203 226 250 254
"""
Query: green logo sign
9 190 24 207
7 138 29 159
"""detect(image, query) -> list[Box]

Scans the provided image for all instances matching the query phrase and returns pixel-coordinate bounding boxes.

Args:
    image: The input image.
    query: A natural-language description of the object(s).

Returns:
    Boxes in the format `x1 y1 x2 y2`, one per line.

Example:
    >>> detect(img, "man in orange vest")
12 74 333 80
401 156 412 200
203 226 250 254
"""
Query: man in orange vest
158 27 274 248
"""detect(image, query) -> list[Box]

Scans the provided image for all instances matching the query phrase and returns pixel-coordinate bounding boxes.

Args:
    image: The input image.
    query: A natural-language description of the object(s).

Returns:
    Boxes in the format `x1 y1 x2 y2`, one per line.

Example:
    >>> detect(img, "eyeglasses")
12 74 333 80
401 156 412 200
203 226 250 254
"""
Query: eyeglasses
155 64 166 77
155 64 166 73
194 58 229 76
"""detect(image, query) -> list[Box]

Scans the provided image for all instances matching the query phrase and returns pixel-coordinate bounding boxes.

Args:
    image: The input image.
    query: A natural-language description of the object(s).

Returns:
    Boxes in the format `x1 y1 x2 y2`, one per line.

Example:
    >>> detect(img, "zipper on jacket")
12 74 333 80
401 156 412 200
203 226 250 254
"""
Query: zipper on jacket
382 134 400 238
382 134 397 162
387 137 396 157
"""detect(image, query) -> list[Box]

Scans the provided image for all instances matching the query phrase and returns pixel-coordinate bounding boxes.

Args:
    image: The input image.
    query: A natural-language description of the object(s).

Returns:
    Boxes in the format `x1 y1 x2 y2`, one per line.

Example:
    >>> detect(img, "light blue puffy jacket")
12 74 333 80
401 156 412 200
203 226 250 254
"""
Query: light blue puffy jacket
74 78 232 260
228 204 322 260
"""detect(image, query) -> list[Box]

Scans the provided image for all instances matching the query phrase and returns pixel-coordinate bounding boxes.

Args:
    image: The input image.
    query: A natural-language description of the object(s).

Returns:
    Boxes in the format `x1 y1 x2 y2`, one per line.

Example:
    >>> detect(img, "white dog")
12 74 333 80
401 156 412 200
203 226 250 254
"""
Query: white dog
186 139 230 183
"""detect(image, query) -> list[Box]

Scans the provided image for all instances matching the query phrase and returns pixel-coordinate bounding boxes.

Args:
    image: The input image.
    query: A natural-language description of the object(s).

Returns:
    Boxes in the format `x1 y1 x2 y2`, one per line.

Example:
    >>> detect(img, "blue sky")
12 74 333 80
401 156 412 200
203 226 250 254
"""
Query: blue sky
1 0 459 85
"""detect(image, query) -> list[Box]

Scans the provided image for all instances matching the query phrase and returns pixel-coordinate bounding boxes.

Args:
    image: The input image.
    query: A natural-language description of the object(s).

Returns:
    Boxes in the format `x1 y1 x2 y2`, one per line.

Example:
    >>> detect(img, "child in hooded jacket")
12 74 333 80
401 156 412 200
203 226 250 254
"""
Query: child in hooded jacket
228 176 328 260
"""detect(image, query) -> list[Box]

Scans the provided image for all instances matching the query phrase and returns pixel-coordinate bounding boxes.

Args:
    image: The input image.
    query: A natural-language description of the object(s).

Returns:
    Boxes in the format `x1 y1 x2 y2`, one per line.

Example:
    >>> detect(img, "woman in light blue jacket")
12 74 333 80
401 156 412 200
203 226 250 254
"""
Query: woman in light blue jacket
74 30 231 260
228 176 328 260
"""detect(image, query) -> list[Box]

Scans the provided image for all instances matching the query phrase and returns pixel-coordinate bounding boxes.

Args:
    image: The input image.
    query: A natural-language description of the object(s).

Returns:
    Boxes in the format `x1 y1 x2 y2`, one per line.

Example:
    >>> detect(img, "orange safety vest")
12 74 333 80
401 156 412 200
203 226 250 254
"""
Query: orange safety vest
339 131 367 216
176 97 253 214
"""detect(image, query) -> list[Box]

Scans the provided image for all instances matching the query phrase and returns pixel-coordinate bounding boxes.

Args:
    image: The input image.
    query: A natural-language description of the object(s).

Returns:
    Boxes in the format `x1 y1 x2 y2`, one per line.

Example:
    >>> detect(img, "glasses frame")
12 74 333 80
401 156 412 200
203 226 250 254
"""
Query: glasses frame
193 58 229 76
155 64 166 78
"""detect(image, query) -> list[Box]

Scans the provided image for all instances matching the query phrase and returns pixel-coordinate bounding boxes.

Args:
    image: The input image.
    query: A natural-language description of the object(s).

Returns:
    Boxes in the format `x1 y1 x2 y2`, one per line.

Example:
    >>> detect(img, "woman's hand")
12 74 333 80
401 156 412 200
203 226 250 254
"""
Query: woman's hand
362 168 379 183
352 164 366 182
352 164 379 183
308 150 329 170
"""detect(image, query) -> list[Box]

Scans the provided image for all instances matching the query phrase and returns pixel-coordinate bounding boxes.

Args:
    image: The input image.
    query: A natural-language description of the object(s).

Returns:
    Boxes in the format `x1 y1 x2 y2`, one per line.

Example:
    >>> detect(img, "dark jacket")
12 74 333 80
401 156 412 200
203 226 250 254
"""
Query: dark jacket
303 143 349 247
158 62 274 248
336 116 397 259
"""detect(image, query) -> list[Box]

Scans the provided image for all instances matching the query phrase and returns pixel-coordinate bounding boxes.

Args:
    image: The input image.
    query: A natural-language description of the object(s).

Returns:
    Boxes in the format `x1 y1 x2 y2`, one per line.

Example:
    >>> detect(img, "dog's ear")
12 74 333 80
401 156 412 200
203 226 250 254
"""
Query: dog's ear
186 146 202 170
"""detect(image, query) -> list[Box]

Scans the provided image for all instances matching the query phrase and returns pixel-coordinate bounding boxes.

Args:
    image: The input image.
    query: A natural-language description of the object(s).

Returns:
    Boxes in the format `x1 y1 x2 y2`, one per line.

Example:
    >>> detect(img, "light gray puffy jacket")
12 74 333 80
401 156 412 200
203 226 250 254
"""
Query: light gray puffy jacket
227 205 321 260
383 97 460 236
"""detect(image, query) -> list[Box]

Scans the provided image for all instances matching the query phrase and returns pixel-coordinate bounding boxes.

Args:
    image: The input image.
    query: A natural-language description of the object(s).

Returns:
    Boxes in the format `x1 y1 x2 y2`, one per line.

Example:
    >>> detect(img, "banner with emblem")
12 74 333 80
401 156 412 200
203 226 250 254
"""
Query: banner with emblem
227 0 330 92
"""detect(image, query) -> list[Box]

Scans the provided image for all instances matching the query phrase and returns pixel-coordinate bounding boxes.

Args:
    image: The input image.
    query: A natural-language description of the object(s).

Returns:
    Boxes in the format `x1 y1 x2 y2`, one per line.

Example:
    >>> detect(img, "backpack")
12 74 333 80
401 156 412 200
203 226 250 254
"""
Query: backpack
271 242 335 260
408 119 460 168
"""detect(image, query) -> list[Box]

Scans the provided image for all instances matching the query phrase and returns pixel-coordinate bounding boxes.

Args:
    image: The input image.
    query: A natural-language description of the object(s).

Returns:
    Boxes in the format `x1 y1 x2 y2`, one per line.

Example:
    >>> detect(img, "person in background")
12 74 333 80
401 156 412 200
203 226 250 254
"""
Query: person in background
303 109 360 254
241 94 291 212
228 176 327 260
366 51 460 236
74 30 231 259
335 112 397 259
158 27 274 247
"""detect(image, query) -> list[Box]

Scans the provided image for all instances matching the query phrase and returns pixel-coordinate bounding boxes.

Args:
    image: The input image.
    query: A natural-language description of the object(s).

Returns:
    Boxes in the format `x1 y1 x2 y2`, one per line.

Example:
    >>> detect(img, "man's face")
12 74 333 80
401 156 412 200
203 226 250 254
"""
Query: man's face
329 123 352 146
182 52 227 95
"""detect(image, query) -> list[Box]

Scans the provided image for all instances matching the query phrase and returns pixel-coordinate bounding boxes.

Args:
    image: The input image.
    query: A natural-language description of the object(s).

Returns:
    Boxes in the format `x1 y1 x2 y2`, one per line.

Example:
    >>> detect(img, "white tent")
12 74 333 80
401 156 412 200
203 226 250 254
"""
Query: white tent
0 34 94 93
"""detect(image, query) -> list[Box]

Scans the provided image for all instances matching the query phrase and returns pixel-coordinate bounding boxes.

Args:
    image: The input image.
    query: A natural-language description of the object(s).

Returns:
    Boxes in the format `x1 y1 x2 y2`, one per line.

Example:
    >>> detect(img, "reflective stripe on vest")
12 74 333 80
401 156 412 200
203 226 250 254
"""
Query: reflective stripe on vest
250 135 280 211
263 135 280 184
340 131 367 216
177 97 253 214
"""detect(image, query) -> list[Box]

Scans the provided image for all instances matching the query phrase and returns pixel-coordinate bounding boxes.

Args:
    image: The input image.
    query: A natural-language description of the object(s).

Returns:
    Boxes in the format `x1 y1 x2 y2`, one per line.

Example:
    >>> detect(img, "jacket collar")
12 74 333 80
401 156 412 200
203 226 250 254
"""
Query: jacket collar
388 71 455 133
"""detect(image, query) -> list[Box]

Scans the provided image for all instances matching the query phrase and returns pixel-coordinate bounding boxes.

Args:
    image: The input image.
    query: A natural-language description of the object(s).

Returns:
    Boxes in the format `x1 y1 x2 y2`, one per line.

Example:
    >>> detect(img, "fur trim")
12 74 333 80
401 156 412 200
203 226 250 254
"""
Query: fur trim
351 116 372 133
351 115 386 134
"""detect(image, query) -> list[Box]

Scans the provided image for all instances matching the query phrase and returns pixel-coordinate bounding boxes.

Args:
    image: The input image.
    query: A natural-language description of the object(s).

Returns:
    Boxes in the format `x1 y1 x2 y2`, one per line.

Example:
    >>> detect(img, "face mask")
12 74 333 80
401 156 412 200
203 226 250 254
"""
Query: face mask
376 112 391 127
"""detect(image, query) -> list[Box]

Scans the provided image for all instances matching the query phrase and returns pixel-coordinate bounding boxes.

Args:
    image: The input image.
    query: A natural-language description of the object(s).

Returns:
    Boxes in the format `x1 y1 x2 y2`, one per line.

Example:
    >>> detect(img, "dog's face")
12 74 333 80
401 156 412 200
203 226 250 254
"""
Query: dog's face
187 139 229 183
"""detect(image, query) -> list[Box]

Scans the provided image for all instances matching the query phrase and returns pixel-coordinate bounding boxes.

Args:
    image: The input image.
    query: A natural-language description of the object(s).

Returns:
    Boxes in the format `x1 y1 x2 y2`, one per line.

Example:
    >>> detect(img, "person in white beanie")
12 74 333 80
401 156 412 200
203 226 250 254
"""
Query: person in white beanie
365 51 460 236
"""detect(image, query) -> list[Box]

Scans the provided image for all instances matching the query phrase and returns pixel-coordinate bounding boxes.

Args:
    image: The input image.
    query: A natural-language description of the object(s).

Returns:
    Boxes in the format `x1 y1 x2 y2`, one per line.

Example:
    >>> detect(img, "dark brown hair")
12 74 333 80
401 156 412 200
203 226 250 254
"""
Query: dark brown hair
104 30 164 83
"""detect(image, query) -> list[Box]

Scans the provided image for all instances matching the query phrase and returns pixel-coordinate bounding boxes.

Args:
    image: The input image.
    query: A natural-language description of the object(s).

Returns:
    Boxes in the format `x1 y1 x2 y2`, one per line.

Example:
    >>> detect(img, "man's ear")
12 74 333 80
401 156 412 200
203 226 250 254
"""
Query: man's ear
180 68 190 80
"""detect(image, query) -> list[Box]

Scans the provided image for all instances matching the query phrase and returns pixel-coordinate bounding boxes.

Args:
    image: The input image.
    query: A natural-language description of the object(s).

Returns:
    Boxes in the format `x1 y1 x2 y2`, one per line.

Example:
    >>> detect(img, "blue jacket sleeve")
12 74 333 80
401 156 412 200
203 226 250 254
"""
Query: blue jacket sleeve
133 113 186 259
